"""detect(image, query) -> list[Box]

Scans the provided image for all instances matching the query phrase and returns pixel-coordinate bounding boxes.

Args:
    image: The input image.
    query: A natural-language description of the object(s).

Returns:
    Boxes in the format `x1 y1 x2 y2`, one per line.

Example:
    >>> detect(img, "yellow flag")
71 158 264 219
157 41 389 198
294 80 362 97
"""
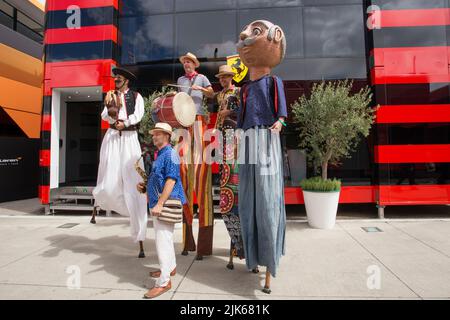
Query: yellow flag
227 54 248 83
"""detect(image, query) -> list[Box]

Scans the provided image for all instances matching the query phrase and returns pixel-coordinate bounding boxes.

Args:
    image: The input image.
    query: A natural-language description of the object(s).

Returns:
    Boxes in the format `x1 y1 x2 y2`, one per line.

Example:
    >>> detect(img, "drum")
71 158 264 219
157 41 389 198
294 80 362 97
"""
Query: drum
151 92 196 128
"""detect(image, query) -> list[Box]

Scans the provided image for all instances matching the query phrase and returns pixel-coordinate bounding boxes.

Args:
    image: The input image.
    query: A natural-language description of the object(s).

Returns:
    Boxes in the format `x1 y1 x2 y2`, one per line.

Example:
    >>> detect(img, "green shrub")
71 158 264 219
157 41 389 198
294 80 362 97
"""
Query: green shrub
291 80 376 180
300 176 341 192
139 86 170 146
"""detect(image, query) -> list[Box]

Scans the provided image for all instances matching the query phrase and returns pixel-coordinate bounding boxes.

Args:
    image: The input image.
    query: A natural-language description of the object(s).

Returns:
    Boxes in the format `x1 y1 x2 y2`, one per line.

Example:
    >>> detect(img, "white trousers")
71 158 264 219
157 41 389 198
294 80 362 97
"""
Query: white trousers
153 216 176 287
93 129 148 243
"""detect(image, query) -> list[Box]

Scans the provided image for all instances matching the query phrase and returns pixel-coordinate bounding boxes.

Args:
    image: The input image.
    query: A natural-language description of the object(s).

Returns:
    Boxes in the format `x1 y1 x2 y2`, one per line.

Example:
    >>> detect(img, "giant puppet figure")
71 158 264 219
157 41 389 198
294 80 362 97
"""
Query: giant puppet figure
236 20 288 294
92 67 148 258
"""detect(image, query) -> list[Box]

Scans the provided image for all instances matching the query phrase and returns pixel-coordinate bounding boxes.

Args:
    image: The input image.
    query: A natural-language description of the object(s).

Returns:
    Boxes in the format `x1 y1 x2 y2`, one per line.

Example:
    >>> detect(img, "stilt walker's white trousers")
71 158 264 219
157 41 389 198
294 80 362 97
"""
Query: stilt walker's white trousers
93 128 148 243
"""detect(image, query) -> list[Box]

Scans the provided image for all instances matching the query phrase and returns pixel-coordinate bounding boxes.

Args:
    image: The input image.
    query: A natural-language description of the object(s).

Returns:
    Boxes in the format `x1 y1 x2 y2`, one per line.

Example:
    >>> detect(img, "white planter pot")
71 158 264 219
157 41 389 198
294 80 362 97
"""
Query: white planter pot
303 190 340 229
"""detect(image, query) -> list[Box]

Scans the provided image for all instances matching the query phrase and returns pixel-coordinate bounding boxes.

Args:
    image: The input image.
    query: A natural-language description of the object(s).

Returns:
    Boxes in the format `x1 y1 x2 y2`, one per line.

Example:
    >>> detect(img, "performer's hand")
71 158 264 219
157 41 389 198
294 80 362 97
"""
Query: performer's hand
105 91 114 104
115 121 125 130
191 85 203 91
218 110 231 118
151 204 163 217
108 108 117 118
269 120 283 132
137 182 146 194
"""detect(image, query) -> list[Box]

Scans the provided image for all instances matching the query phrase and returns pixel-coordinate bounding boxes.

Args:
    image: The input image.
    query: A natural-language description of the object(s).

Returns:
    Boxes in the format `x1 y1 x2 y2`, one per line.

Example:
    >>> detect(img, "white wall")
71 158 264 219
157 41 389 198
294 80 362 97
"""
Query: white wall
59 100 67 184
50 90 60 189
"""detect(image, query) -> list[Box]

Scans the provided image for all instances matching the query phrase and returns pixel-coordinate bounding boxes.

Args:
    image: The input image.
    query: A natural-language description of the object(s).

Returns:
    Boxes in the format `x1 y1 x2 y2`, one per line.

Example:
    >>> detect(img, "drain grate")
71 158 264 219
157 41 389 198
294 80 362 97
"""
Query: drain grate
362 227 383 233
57 223 79 229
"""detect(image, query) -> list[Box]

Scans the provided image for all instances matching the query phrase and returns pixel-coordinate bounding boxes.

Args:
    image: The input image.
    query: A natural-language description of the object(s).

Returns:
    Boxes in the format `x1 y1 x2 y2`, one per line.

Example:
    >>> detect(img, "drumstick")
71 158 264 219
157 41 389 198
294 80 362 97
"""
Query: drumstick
167 84 192 89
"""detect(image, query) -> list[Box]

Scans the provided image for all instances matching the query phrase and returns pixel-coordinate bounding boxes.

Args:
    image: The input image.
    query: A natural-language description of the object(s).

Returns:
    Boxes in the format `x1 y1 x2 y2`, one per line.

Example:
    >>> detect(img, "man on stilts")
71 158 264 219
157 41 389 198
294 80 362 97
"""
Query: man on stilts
92 67 148 258
175 52 215 260
236 20 288 293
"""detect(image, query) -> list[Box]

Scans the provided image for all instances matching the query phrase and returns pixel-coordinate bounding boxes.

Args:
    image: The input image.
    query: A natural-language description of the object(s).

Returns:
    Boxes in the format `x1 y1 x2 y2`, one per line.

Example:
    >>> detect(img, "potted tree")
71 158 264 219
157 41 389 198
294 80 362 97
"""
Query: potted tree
292 80 376 229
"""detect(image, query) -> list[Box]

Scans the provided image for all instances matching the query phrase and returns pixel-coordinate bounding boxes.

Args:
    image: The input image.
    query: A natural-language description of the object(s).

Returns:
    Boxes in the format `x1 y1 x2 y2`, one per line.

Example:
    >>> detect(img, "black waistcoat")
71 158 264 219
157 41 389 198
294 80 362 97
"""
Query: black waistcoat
124 90 137 117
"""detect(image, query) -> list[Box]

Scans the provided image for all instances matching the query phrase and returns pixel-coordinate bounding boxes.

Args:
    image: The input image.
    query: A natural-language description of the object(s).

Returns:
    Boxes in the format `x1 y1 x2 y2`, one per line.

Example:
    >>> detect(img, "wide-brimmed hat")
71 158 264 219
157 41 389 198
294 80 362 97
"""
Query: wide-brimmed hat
112 67 136 81
215 65 235 78
149 122 173 136
179 52 200 68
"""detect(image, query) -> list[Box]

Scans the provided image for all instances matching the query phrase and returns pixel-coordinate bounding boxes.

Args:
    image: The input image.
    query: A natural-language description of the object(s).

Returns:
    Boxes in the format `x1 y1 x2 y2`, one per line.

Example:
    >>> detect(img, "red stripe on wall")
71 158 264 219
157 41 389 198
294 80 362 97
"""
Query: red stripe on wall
376 105 450 123
41 115 51 131
44 59 116 93
46 0 118 11
379 184 450 205
285 186 376 204
375 144 450 163
45 25 118 45
376 8 450 28
372 73 450 85
370 47 450 84
39 150 50 167
38 185 50 205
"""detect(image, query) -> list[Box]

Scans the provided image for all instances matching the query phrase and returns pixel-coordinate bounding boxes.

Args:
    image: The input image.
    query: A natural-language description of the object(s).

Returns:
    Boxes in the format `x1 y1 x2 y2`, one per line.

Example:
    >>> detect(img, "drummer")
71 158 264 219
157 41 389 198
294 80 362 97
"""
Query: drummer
175 52 215 261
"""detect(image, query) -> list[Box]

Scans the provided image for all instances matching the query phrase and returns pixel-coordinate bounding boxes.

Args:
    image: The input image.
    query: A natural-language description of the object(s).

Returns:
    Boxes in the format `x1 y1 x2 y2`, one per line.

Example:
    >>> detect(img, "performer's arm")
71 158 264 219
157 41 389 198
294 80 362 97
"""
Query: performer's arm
124 93 145 127
192 75 214 98
275 77 288 119
101 106 116 124
270 77 288 132
150 150 181 216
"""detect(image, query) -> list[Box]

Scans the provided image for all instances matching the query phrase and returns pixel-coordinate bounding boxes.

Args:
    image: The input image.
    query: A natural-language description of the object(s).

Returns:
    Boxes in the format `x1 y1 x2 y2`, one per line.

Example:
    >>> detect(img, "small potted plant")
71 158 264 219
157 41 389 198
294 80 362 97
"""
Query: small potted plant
292 80 376 229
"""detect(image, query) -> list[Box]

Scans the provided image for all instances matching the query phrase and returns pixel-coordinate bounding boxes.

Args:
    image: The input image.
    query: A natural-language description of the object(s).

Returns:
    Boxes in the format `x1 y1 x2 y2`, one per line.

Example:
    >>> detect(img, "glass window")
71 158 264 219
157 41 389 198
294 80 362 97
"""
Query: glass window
0 0 13 15
0 0 13 29
122 0 174 16
238 0 302 9
238 8 302 58
304 5 365 58
176 10 237 59
374 26 447 48
17 11 43 43
46 40 116 63
371 0 446 10
176 0 236 12
0 9 13 29
120 15 174 64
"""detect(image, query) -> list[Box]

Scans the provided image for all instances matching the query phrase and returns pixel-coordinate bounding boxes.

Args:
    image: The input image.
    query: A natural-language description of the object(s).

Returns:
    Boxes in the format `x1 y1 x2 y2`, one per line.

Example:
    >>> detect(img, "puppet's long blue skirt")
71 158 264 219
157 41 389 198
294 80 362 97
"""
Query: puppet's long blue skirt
238 127 286 277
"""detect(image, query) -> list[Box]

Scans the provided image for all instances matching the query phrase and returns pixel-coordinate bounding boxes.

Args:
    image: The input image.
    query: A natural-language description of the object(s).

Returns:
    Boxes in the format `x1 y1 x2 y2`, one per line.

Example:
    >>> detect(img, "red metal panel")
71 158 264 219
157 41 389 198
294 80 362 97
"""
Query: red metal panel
41 114 51 131
46 0 118 11
39 185 50 204
377 8 450 28
376 104 450 123
101 120 110 130
39 149 50 167
284 186 377 204
44 59 116 92
45 25 118 44
375 144 450 163
379 185 450 205
371 47 449 84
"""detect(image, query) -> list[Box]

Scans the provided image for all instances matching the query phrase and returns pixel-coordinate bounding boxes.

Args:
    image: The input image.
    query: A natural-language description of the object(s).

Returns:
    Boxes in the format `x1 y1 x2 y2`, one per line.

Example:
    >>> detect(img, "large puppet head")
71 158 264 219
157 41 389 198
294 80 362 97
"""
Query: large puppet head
237 20 286 69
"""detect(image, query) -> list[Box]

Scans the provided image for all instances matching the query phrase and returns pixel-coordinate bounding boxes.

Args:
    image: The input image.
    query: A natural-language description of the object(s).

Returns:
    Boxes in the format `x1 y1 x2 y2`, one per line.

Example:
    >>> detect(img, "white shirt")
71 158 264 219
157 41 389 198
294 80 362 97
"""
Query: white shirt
101 89 145 127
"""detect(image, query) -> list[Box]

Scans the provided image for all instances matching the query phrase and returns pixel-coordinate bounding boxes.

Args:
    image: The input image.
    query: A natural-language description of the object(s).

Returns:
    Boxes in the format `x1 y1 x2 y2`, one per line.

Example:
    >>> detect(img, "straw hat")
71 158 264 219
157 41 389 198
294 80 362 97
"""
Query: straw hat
179 52 200 68
149 122 173 136
215 65 235 78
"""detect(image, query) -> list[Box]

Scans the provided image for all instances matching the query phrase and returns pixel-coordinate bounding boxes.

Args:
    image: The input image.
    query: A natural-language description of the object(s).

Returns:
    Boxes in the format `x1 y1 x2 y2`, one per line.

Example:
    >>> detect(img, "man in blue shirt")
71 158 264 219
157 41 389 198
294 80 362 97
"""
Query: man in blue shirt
137 122 186 299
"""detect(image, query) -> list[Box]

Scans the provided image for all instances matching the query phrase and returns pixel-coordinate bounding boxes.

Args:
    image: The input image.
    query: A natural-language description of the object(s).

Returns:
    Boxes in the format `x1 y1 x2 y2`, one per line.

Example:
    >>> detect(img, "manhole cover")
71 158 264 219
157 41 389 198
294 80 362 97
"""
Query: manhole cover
361 227 383 233
58 223 79 229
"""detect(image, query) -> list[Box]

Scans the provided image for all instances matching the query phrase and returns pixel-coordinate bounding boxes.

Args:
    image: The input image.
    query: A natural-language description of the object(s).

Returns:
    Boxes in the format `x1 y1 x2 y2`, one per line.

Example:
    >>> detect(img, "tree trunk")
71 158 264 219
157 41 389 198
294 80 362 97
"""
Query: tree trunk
321 161 328 180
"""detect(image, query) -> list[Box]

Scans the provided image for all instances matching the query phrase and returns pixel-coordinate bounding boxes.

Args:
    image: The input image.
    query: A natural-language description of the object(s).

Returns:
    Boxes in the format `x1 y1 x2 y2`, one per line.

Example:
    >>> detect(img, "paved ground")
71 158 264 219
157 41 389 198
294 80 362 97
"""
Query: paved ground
0 199 449 300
